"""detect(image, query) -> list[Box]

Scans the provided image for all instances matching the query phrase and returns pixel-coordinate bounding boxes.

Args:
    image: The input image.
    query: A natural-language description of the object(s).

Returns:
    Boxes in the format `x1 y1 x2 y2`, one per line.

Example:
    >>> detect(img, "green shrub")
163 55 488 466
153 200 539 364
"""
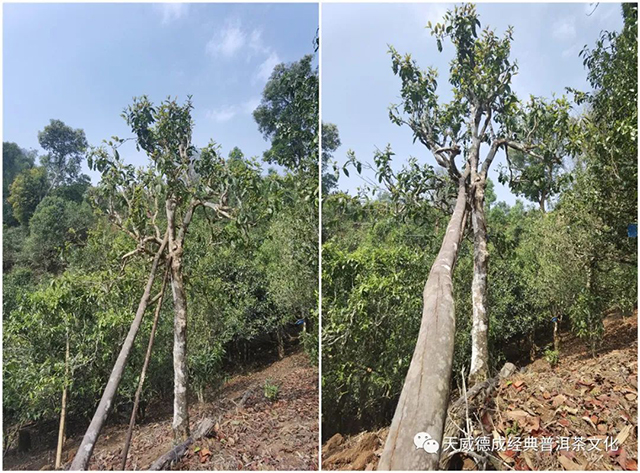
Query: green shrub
263 378 280 401
544 348 560 367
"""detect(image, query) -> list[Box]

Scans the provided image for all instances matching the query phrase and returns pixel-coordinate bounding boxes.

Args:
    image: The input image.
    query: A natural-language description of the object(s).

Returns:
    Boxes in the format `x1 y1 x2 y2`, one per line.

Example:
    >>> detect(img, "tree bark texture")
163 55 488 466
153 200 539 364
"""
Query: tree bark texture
469 185 490 385
378 179 468 470
166 198 190 442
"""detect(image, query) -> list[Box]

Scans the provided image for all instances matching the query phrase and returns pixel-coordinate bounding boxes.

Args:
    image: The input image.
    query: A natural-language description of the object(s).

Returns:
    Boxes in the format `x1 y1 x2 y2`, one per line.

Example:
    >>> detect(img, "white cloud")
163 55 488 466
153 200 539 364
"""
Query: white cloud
157 3 189 25
552 18 576 41
249 29 269 55
256 52 281 82
207 19 247 58
206 18 282 81
207 106 238 123
206 97 261 123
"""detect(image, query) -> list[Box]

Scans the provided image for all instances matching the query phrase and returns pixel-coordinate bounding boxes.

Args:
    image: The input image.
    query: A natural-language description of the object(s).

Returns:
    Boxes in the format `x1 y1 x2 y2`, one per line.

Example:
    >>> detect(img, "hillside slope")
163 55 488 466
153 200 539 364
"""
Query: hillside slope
5 349 319 471
322 313 638 471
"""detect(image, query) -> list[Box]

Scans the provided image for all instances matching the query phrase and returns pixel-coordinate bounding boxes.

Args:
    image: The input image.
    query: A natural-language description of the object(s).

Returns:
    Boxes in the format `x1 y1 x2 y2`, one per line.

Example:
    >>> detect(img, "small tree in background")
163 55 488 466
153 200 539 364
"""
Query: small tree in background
38 119 88 190
3 142 36 225
8 167 48 226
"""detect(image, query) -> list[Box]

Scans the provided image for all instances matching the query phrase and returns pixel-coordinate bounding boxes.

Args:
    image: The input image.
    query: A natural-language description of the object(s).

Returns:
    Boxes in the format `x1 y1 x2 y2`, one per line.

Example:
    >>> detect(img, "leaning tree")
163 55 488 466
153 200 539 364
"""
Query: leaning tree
374 5 572 469
70 96 262 470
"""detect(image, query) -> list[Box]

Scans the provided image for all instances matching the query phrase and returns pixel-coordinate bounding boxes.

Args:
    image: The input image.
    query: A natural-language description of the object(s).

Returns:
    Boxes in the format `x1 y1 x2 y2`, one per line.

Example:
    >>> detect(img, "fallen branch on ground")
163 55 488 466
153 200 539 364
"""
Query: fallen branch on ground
439 362 516 470
148 418 216 470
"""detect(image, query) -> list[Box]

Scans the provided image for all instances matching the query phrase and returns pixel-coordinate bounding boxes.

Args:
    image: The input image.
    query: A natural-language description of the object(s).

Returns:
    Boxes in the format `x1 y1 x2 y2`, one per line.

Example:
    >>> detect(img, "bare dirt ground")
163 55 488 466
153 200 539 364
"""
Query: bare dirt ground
322 313 638 471
4 348 319 471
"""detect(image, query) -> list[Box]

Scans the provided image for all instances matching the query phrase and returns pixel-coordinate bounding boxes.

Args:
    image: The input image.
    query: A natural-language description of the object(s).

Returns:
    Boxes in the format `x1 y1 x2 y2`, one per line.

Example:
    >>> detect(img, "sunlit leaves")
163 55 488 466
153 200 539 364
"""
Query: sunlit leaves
498 95 576 210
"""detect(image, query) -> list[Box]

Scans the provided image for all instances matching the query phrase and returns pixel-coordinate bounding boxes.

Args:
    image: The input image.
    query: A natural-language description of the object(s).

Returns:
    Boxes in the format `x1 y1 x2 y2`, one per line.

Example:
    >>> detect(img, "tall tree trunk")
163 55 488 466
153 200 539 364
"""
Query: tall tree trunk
378 178 468 470
170 246 190 442
469 186 490 385
120 264 170 470
70 233 169 470
55 329 70 469
166 198 190 442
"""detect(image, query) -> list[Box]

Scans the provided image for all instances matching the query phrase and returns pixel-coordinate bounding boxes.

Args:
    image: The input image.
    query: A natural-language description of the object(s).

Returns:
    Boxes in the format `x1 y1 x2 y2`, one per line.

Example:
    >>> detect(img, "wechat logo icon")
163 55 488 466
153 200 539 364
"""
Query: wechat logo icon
413 432 439 454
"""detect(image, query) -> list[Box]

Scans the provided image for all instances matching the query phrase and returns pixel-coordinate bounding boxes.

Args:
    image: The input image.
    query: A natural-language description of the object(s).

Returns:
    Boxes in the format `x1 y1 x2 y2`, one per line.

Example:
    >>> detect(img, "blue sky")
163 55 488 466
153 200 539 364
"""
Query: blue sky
322 2 623 206
4 3 318 183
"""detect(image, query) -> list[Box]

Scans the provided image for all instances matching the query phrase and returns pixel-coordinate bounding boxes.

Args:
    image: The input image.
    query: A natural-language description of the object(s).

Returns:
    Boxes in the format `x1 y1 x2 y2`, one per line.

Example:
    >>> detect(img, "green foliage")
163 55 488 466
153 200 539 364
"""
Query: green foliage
322 123 341 194
4 271 117 423
322 201 441 435
24 196 95 273
8 167 48 226
3 142 36 225
3 226 29 272
499 96 576 211
254 52 320 363
573 4 637 260
260 210 316 322
38 119 88 188
263 378 280 401
254 55 319 178
544 348 559 367
388 3 518 159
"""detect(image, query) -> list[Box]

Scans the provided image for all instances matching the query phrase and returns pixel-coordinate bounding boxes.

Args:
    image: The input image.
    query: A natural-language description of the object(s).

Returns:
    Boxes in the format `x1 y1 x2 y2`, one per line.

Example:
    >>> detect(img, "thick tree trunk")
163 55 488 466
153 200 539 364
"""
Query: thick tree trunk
55 331 70 469
170 244 190 442
165 199 190 442
469 187 490 385
70 233 168 470
378 179 468 470
120 265 170 470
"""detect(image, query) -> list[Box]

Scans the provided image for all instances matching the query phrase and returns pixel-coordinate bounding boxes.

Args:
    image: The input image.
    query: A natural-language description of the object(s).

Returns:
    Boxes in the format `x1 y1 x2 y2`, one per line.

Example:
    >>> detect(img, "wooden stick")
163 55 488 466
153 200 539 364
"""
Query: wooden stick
54 328 70 469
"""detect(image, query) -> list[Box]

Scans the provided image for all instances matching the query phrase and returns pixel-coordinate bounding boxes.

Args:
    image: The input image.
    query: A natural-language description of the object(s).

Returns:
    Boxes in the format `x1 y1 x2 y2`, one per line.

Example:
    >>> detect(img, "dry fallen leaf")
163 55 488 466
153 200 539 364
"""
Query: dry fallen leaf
506 410 540 432
582 416 597 430
198 447 211 463
522 452 535 470
558 454 583 471
552 394 567 407
498 450 516 464
616 425 632 446
462 457 476 470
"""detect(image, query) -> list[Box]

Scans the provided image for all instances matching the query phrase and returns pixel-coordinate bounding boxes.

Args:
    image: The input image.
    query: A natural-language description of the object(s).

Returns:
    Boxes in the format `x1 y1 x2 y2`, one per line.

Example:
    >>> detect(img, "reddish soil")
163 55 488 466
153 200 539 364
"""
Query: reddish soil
4 349 319 470
322 313 638 471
